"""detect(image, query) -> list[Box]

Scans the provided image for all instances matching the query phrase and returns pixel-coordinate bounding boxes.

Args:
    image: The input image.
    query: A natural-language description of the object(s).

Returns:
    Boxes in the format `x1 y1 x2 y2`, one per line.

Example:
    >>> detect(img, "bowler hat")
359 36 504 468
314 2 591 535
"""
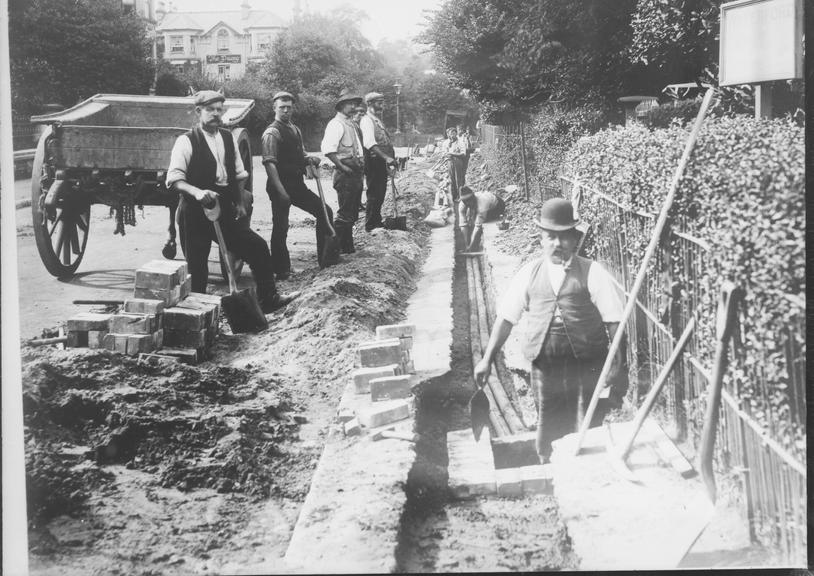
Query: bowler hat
364 91 384 103
272 91 296 103
194 90 225 107
335 88 363 109
534 198 578 231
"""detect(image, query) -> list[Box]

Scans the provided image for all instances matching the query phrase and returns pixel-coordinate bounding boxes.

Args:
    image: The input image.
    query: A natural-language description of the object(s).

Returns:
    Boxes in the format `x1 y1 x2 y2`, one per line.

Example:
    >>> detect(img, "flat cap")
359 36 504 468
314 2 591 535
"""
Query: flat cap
272 91 296 103
364 91 385 103
193 90 225 107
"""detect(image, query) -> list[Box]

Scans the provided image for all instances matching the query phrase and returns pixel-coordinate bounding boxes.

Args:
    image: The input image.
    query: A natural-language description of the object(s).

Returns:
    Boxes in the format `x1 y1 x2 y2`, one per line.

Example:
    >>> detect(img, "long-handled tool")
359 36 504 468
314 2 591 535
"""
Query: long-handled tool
205 197 268 333
605 316 697 482
383 174 407 231
573 88 716 456
308 164 340 267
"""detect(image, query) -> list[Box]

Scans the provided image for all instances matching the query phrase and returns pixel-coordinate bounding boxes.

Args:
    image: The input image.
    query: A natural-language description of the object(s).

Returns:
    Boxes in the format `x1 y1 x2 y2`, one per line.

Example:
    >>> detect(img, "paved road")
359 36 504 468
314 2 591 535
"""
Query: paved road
14 157 339 339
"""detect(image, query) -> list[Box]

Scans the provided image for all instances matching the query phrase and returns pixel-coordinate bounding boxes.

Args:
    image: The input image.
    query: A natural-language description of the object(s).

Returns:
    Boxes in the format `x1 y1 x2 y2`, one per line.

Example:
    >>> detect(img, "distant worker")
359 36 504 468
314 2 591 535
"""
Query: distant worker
457 185 505 252
321 89 365 254
473 198 628 463
261 91 334 278
351 104 368 212
359 91 397 232
457 123 473 174
440 126 467 201
167 90 297 312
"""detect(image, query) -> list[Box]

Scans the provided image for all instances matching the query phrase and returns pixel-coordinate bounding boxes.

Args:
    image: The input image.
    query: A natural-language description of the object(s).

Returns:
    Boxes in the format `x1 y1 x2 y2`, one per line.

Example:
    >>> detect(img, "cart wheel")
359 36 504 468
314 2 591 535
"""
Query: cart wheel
31 127 90 278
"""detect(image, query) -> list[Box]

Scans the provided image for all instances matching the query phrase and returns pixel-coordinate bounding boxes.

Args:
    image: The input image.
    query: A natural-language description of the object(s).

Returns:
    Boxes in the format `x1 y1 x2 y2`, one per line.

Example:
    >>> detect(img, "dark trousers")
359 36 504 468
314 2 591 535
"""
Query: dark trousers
364 157 388 231
332 168 363 231
268 175 334 273
178 191 276 297
531 330 608 462
448 156 466 201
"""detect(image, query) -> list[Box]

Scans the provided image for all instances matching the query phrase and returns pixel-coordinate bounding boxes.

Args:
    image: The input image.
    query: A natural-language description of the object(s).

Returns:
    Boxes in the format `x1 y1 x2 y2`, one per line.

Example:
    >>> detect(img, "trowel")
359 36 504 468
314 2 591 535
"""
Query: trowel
469 386 490 441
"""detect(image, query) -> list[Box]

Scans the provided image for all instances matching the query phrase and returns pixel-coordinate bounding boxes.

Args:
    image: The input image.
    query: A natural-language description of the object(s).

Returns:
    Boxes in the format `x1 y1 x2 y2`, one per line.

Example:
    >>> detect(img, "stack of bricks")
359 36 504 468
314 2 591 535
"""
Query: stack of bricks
66 312 115 349
102 298 165 355
133 260 191 307
162 292 221 362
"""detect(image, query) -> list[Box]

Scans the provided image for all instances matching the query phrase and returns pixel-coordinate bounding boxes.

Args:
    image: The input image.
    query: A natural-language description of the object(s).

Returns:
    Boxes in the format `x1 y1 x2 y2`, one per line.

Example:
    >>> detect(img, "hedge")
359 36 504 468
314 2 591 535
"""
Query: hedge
562 117 805 455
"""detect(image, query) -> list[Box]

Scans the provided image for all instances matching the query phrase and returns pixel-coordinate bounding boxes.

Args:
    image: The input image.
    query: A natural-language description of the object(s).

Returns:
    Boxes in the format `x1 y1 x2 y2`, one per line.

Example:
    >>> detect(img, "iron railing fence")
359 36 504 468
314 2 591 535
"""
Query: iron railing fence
559 174 806 565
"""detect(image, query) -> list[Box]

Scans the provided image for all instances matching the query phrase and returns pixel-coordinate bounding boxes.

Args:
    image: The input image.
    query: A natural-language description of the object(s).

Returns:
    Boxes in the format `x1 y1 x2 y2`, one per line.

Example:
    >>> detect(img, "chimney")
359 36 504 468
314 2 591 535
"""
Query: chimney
155 0 166 21
241 0 250 20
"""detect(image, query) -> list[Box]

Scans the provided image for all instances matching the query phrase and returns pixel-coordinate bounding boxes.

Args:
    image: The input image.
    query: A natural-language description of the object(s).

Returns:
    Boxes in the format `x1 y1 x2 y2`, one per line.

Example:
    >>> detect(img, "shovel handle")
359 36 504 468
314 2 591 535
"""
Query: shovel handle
211 218 238 294
390 175 400 218
309 165 337 237
73 299 124 306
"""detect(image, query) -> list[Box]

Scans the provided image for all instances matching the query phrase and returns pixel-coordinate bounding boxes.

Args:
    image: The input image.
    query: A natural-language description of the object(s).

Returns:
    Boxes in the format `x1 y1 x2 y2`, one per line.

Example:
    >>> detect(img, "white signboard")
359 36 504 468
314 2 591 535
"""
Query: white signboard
719 0 802 86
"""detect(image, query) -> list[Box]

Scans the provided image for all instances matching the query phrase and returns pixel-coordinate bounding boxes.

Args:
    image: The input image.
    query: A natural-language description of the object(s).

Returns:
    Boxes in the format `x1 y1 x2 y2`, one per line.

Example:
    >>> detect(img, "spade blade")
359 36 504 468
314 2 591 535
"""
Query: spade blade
469 387 490 441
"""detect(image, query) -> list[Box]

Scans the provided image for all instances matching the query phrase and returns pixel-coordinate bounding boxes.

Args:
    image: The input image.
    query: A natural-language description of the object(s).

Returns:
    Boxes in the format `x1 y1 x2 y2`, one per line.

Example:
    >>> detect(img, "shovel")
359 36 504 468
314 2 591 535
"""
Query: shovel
469 384 491 441
308 164 340 267
205 197 268 333
383 174 407 231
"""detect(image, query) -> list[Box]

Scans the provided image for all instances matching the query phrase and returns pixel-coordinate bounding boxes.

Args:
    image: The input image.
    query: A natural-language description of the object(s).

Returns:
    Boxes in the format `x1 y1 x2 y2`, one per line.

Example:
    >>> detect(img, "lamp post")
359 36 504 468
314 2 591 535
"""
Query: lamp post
393 81 402 134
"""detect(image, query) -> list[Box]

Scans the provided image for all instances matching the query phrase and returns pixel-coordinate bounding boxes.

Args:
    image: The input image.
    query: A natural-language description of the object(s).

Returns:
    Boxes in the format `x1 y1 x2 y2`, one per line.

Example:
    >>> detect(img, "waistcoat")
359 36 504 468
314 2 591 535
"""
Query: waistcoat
269 119 306 178
184 127 238 201
365 112 394 159
334 116 362 161
521 255 608 360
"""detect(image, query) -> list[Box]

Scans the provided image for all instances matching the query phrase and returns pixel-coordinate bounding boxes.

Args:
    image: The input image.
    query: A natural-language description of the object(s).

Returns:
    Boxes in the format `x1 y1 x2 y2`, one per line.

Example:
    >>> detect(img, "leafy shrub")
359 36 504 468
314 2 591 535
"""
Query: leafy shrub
563 117 805 456
642 99 702 128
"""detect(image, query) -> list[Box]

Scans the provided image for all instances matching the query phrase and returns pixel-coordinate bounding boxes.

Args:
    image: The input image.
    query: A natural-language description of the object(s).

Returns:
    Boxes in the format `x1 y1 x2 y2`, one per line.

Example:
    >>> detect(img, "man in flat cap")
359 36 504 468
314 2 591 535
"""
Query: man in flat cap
167 90 297 312
321 89 365 254
262 91 334 278
359 91 397 231
473 198 628 462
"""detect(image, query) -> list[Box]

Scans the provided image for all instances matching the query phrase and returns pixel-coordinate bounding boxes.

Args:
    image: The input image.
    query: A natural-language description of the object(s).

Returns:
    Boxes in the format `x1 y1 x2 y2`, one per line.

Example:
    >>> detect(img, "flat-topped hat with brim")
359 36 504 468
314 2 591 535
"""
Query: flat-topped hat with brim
534 198 578 231
194 90 225 107
364 91 384 103
272 91 296 103
335 88 363 110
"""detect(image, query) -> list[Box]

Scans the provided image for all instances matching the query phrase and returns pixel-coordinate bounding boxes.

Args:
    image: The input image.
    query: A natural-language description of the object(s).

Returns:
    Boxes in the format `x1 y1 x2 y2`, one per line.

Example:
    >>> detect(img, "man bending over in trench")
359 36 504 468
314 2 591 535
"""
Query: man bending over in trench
457 185 505 253
473 198 629 463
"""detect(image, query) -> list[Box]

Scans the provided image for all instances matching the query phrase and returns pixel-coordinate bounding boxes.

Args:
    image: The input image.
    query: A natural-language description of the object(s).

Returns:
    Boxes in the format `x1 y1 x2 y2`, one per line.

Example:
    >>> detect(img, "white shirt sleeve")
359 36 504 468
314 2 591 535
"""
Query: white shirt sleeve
587 261 624 322
230 133 249 182
496 260 537 325
166 134 192 190
320 118 344 155
360 115 376 150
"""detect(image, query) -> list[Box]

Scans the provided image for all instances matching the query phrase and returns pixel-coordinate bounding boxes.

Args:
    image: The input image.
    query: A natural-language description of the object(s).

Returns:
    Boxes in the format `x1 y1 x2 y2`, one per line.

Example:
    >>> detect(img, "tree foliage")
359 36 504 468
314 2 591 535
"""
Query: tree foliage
9 0 154 115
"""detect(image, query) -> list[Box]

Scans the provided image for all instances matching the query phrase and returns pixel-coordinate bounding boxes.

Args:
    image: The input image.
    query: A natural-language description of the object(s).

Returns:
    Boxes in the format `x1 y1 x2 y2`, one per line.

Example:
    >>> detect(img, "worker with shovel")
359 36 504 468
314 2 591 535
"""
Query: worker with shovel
473 198 629 463
359 91 397 232
262 91 335 277
321 89 366 254
167 90 298 313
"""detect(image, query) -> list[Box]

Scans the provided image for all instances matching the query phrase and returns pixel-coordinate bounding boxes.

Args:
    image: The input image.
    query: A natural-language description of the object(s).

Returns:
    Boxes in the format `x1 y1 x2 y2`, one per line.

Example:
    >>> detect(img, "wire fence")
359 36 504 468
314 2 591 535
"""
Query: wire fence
560 174 807 565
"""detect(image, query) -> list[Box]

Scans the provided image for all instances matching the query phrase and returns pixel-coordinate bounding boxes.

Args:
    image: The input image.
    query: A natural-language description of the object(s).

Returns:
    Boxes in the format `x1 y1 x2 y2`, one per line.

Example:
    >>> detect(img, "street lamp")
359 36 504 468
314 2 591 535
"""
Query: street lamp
393 81 402 134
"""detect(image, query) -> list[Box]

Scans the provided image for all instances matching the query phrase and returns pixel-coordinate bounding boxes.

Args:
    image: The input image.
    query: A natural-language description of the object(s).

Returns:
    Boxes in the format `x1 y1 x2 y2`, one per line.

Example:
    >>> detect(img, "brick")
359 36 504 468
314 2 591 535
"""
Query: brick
159 347 200 364
356 339 406 368
135 269 179 291
186 291 220 305
448 469 497 499
496 467 523 498
123 298 165 315
109 313 155 335
163 307 207 332
126 334 155 355
133 286 182 307
103 333 129 353
336 408 356 423
376 323 416 339
164 328 207 349
138 259 186 280
370 375 412 402
352 365 401 394
66 330 88 348
87 330 107 349
491 431 540 469
520 464 553 495
152 329 164 349
357 399 411 428
343 418 361 437
66 312 112 332
177 298 219 328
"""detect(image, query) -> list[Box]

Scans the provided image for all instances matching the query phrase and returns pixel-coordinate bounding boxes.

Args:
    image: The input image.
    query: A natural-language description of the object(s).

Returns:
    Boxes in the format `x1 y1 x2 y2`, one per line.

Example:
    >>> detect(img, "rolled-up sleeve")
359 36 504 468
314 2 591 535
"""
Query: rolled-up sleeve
166 135 192 190
496 261 535 325
231 133 248 182
360 115 376 150
587 262 624 322
320 119 343 155
261 127 281 165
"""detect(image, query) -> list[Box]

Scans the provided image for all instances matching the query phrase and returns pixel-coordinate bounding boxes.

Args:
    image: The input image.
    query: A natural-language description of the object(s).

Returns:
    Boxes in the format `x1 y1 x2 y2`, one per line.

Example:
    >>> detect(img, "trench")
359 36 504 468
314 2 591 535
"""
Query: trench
394 228 578 572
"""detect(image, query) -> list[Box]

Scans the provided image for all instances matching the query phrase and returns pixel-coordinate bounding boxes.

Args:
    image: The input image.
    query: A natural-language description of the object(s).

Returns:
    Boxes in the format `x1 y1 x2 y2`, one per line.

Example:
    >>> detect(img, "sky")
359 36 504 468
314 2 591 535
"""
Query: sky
168 0 443 46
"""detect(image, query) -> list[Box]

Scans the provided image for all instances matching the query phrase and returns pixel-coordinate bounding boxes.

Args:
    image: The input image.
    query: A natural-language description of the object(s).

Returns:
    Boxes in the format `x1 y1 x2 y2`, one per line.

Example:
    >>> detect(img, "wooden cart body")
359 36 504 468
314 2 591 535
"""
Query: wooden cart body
30 94 255 278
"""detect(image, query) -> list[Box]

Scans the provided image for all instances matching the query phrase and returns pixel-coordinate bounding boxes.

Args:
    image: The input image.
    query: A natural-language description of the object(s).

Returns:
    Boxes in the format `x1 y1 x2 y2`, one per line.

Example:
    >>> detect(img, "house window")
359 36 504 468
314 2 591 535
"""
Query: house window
217 29 230 53
189 37 196 55
174 64 185 74
218 65 230 82
170 35 184 54
256 33 271 52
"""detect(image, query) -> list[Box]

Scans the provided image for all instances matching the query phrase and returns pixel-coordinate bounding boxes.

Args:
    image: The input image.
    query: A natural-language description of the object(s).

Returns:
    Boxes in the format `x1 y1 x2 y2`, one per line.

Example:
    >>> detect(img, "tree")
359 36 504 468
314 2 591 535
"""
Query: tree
9 0 154 116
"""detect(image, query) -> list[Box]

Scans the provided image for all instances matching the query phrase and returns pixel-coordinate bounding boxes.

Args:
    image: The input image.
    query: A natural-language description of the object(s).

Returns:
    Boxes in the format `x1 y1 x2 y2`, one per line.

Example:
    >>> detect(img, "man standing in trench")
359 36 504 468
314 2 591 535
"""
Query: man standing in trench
167 90 298 312
359 91 397 232
441 126 467 202
473 198 628 462
262 91 334 277
321 89 365 254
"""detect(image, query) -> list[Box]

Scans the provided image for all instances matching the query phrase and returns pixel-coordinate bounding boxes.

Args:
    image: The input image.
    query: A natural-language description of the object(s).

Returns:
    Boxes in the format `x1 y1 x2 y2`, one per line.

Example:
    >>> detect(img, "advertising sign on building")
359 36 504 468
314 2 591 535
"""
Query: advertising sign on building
719 0 802 86
206 54 241 64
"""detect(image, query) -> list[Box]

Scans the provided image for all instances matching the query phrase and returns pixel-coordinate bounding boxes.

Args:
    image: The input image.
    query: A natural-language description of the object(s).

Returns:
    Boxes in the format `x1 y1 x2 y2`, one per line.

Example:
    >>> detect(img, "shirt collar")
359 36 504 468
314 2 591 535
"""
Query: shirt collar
336 111 350 120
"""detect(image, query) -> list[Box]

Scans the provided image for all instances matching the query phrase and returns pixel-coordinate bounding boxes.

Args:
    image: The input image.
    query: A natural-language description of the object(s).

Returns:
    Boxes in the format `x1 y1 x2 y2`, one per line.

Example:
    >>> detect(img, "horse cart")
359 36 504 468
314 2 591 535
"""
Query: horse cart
29 94 255 278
